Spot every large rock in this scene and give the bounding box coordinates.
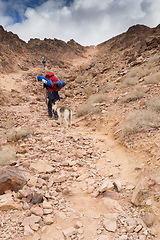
[103,213,117,232]
[143,212,154,227]
[0,198,22,210]
[0,166,26,195]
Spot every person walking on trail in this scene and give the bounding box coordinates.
[37,72,65,119]
[42,57,46,70]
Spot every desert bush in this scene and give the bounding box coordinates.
[57,72,68,79]
[137,68,151,78]
[125,67,151,81]
[121,77,138,87]
[94,62,103,69]
[121,87,145,103]
[123,109,159,134]
[84,86,95,97]
[106,82,116,90]
[144,72,160,84]
[147,97,160,113]
[88,93,107,104]
[148,54,160,63]
[7,126,33,142]
[76,103,90,117]
[126,68,139,78]
[77,93,107,117]
[0,145,16,166]
[76,102,98,117]
[77,75,86,83]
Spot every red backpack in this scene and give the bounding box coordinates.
[45,72,59,92]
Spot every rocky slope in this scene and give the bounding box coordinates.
[0,23,160,240]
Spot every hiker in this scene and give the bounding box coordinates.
[42,57,46,70]
[37,72,65,119]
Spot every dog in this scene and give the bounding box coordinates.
[53,104,72,128]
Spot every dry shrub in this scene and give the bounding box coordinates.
[0,145,16,166]
[76,102,99,117]
[57,72,68,79]
[77,75,86,83]
[123,109,159,134]
[80,64,88,73]
[94,62,103,69]
[84,86,95,97]
[106,82,116,90]
[147,97,160,113]
[126,68,139,78]
[124,67,151,82]
[7,126,33,142]
[121,87,145,103]
[137,68,151,78]
[148,54,160,63]
[76,93,106,117]
[88,93,107,104]
[121,77,138,88]
[144,72,160,84]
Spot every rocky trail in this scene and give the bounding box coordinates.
[0,63,159,240]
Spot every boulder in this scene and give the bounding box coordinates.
[0,166,26,195]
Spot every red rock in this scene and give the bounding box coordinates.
[22,214,41,226]
[0,198,22,210]
[0,166,26,195]
[24,225,34,236]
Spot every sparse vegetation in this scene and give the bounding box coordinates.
[144,72,160,84]
[148,54,160,63]
[94,62,103,69]
[7,126,33,142]
[121,66,152,88]
[123,109,159,134]
[105,82,116,90]
[121,77,138,87]
[84,86,95,97]
[76,93,106,117]
[57,71,68,79]
[0,145,16,166]
[147,97,160,113]
[88,93,107,104]
[137,67,151,78]
[126,68,139,78]
[76,102,99,117]
[76,75,86,83]
[120,87,145,103]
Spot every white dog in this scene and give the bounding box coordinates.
[53,104,72,128]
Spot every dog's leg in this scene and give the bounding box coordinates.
[64,113,68,128]
[69,111,72,127]
[59,114,62,126]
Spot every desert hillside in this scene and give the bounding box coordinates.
[0,24,160,240]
